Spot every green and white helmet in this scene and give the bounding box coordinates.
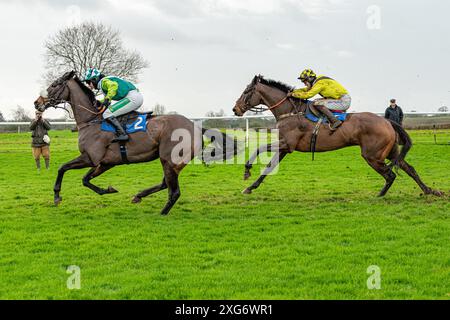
[84,68,102,81]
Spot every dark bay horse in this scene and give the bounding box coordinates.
[34,71,237,215]
[233,75,443,197]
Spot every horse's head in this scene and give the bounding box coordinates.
[34,70,76,112]
[233,75,265,116]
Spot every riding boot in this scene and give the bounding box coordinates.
[315,105,342,131]
[107,116,129,142]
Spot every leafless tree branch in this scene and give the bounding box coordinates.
[43,22,148,84]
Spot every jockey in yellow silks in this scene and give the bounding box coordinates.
[288,69,351,130]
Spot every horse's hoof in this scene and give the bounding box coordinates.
[244,172,251,180]
[132,196,142,204]
[107,186,119,193]
[54,197,62,206]
[424,189,444,197]
[242,188,252,195]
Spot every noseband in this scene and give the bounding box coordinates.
[46,81,68,108]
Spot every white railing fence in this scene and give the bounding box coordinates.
[1,113,449,146]
[1,112,449,142]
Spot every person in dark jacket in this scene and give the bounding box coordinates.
[30,110,51,171]
[385,99,404,126]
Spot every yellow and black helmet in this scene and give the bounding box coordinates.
[298,69,316,81]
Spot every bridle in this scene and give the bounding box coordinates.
[41,77,106,123]
[240,80,304,119]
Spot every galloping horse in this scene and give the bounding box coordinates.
[34,71,237,215]
[233,75,443,197]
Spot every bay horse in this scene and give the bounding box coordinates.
[233,75,443,197]
[34,71,237,215]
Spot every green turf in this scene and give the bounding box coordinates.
[0,130,449,300]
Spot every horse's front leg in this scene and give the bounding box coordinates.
[82,164,117,195]
[54,153,92,205]
[243,151,288,194]
[244,141,279,180]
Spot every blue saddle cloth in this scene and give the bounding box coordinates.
[306,112,348,123]
[305,100,348,123]
[101,114,148,134]
[305,107,348,124]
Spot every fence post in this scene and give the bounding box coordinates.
[246,118,249,148]
[433,124,437,145]
[18,125,21,134]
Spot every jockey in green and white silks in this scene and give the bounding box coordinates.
[84,68,144,142]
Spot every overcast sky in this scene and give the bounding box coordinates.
[1,0,450,119]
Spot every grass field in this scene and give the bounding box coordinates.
[0,130,449,300]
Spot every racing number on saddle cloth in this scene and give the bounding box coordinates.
[100,115,148,134]
[133,116,145,131]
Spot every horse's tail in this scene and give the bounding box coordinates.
[201,128,239,163]
[389,120,412,168]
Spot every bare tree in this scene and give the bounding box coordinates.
[438,106,448,112]
[153,104,167,115]
[0,111,5,122]
[44,22,148,83]
[12,106,32,122]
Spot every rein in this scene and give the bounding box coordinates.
[76,104,106,130]
[268,97,289,110]
[256,94,304,121]
[250,96,292,113]
[77,103,106,116]
[245,81,302,116]
[76,105,104,131]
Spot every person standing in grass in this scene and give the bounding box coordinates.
[30,110,51,172]
[385,98,404,126]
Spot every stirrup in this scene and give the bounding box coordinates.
[329,120,342,131]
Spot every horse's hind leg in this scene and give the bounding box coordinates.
[398,159,443,196]
[132,178,168,204]
[388,145,443,196]
[82,164,117,195]
[160,162,181,216]
[364,157,397,197]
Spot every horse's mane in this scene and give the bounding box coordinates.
[73,75,97,105]
[257,76,294,93]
